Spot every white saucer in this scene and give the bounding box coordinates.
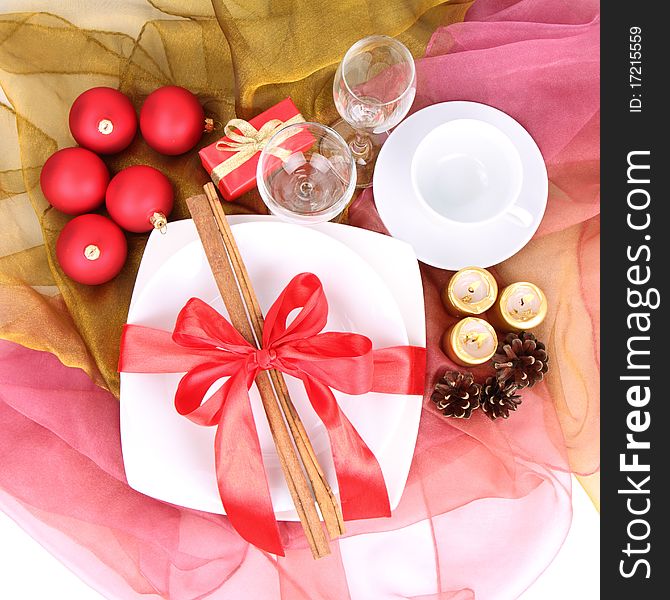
[374,102,548,269]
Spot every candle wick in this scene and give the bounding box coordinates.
[460,280,482,304]
[463,332,487,349]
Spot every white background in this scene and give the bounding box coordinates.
[0,476,599,599]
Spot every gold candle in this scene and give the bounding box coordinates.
[488,282,548,332]
[441,317,498,367]
[441,267,498,318]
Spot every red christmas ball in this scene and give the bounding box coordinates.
[40,147,109,215]
[139,86,204,155]
[69,87,137,154]
[56,214,127,285]
[106,165,174,233]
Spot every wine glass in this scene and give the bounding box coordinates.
[256,121,356,223]
[332,35,416,188]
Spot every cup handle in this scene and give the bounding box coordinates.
[505,205,534,228]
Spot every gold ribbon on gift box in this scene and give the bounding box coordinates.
[211,113,305,185]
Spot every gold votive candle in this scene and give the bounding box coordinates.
[488,281,548,332]
[441,267,498,318]
[441,317,498,367]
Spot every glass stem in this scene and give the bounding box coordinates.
[350,131,372,165]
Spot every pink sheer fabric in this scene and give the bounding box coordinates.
[420,0,601,476]
[352,0,600,476]
[0,1,598,598]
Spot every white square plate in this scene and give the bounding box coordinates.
[120,217,425,520]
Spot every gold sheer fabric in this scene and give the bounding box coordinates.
[0,0,473,394]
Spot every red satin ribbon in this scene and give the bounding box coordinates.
[119,273,425,555]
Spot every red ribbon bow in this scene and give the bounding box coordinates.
[120,273,425,555]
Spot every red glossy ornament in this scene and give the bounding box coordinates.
[140,86,205,155]
[69,87,137,154]
[56,214,127,285]
[40,147,109,215]
[106,165,174,233]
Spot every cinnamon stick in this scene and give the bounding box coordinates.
[204,183,345,538]
[186,194,330,559]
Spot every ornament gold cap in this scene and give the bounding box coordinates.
[442,317,498,367]
[442,267,498,317]
[489,282,547,332]
[84,244,100,260]
[97,119,114,135]
[149,212,168,234]
[204,118,223,133]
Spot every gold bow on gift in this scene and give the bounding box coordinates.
[211,114,305,185]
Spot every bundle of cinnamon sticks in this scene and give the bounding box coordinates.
[185,183,344,558]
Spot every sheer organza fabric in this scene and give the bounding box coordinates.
[0,0,599,598]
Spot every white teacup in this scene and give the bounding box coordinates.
[411,118,532,226]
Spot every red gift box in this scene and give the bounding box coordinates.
[199,98,310,201]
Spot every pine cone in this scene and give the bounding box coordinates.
[431,371,481,419]
[480,377,522,420]
[492,331,549,388]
